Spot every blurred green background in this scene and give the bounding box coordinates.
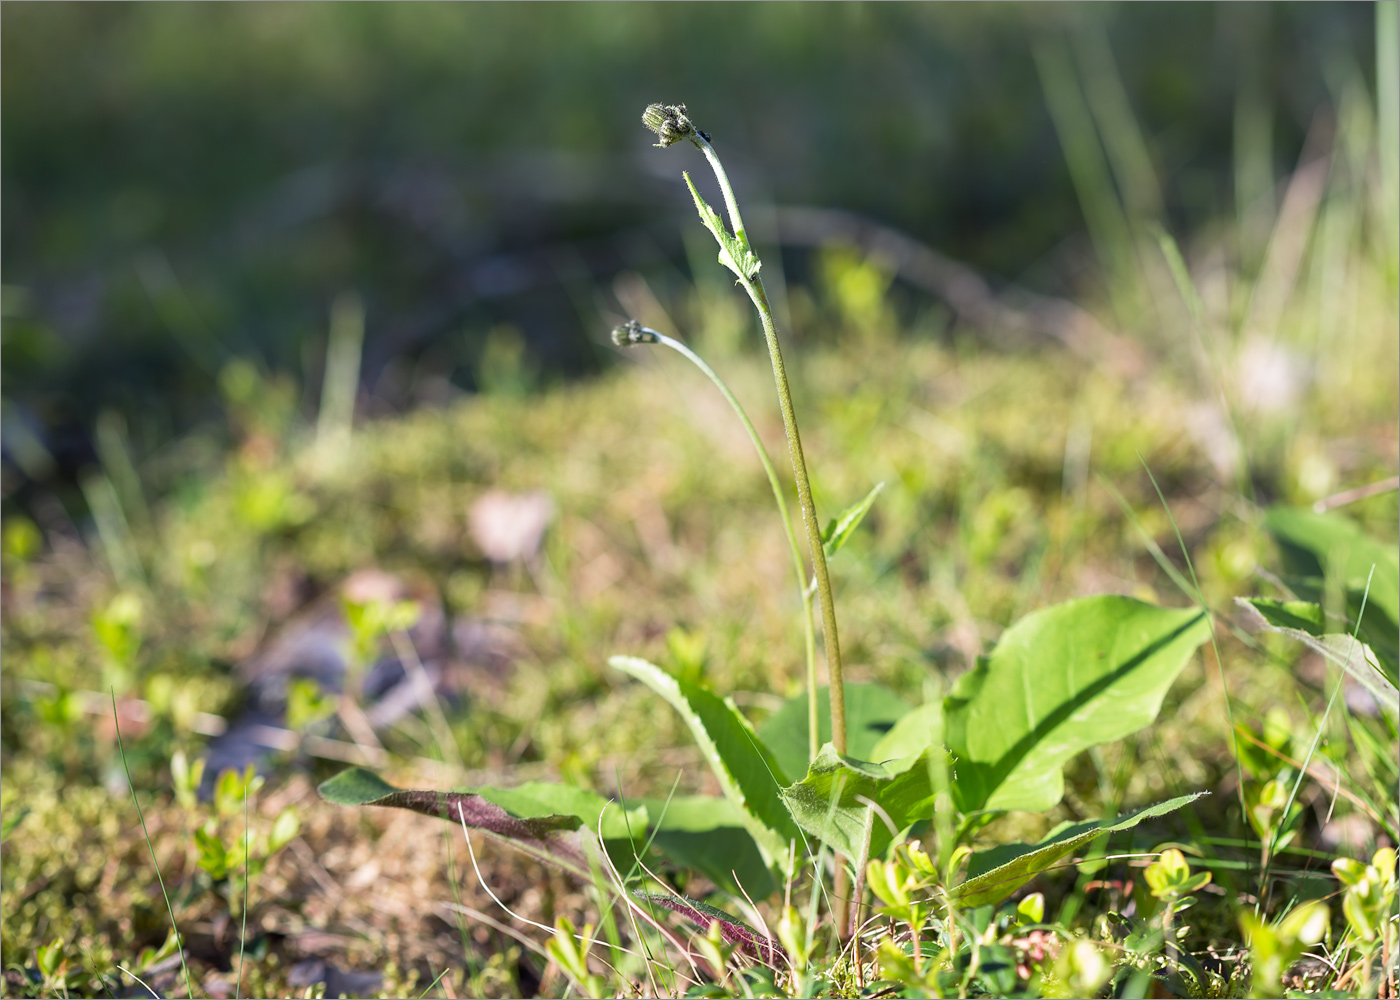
[0,2,1378,512]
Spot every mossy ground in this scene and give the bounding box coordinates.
[2,253,1397,996]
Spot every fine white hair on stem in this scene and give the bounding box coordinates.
[115,966,160,999]
[455,807,647,962]
[593,805,702,987]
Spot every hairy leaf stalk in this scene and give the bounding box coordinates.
[738,270,847,754]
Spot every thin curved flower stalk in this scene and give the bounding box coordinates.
[641,103,847,758]
[613,320,821,759]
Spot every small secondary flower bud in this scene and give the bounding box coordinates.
[611,319,661,347]
[642,103,706,148]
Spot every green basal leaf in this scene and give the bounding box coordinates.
[319,769,777,897]
[610,655,800,874]
[953,793,1207,907]
[758,682,911,782]
[869,702,941,761]
[1263,506,1400,673]
[318,766,399,804]
[1238,597,1333,635]
[684,172,760,281]
[1264,507,1399,622]
[780,744,949,860]
[642,795,776,899]
[820,482,885,560]
[476,782,649,845]
[317,768,644,880]
[945,596,1210,813]
[1238,597,1397,717]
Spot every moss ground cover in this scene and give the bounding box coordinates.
[4,290,1395,994]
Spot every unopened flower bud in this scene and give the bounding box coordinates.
[642,103,707,148]
[611,319,660,347]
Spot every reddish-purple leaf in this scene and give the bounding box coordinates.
[634,892,779,966]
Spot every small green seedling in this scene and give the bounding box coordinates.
[286,676,338,731]
[170,749,205,812]
[1331,847,1397,997]
[546,915,607,1000]
[184,763,300,915]
[693,919,736,991]
[1144,848,1212,904]
[343,595,421,674]
[1333,846,1397,944]
[1044,938,1111,1000]
[92,591,144,693]
[35,937,68,992]
[1245,777,1305,856]
[775,904,817,989]
[868,843,938,973]
[1238,900,1329,999]
[1140,848,1212,989]
[1015,892,1046,927]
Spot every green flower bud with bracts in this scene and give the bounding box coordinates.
[611,319,660,347]
[641,103,709,148]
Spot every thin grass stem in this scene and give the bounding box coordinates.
[417,967,449,1000]
[111,691,195,999]
[1130,463,1251,841]
[236,788,248,1000]
[1261,567,1375,909]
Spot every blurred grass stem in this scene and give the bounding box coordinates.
[317,291,365,453]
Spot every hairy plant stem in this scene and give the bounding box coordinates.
[642,330,821,759]
[691,133,848,759]
[686,127,852,939]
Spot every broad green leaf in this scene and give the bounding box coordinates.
[1238,597,1397,717]
[642,795,776,899]
[318,768,644,880]
[1264,507,1399,673]
[1264,507,1399,622]
[476,783,649,844]
[870,702,941,761]
[320,770,778,897]
[780,744,949,860]
[1236,597,1332,635]
[820,482,885,560]
[610,656,799,872]
[952,793,1206,907]
[758,682,911,781]
[945,596,1210,813]
[683,172,760,281]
